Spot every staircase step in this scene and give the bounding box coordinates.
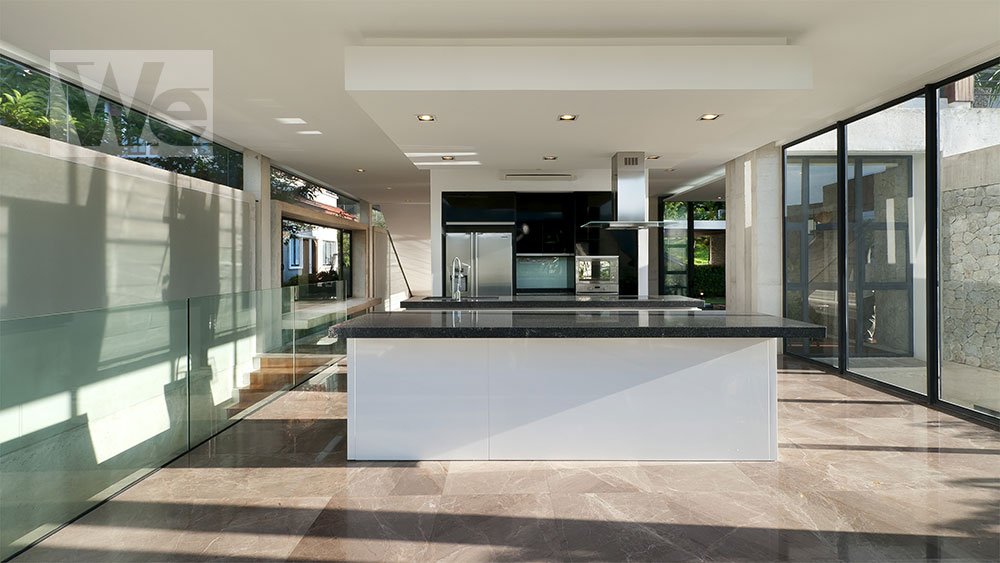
[258,354,340,369]
[249,370,295,388]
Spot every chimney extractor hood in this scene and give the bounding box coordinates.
[581,151,670,230]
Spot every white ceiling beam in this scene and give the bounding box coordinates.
[345,45,812,92]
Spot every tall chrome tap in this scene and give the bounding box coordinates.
[451,256,469,301]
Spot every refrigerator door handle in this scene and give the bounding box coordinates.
[471,233,478,295]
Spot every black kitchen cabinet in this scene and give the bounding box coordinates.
[514,193,575,254]
[442,192,515,224]
[574,191,616,256]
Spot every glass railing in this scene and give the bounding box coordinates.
[0,282,348,560]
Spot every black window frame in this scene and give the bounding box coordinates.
[781,57,1000,429]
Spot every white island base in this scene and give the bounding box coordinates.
[347,337,778,461]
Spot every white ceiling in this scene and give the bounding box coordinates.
[1,0,998,204]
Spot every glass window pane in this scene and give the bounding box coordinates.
[0,55,243,189]
[785,133,840,368]
[939,64,1000,416]
[845,98,927,394]
[661,201,689,295]
[271,168,359,222]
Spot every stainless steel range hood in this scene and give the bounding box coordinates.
[581,151,668,230]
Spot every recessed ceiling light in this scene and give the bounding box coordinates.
[297,130,322,135]
[356,168,365,173]
[386,186,393,190]
[416,114,436,122]
[543,156,558,161]
[698,113,721,121]
[558,114,577,121]
[665,168,676,172]
[441,156,455,161]
[647,155,660,160]
[717,196,723,200]
[276,117,306,125]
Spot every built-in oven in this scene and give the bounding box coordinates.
[575,255,619,294]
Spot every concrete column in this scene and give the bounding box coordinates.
[725,143,782,317]
[242,150,283,355]
[243,150,274,290]
[355,201,372,299]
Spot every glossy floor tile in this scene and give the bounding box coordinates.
[14,357,999,562]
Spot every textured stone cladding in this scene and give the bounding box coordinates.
[940,145,1000,370]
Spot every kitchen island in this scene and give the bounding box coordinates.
[400,294,704,310]
[329,310,824,461]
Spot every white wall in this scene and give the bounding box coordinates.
[430,167,612,295]
[380,203,432,296]
[0,126,256,319]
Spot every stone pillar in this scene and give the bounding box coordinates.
[725,143,782,318]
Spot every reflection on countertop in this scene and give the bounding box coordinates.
[401,294,705,310]
[330,310,825,339]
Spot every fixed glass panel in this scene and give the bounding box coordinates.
[0,285,344,558]
[785,131,840,367]
[188,288,300,442]
[661,201,689,295]
[845,96,927,394]
[939,64,1000,416]
[0,300,189,560]
[0,55,242,189]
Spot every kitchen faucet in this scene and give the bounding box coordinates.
[451,256,470,301]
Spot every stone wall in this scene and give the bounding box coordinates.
[940,145,1000,370]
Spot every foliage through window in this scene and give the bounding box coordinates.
[271,167,360,221]
[0,55,243,188]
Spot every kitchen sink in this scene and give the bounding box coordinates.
[424,296,501,301]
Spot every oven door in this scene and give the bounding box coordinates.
[575,256,619,284]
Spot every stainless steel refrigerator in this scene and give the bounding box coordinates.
[445,232,513,297]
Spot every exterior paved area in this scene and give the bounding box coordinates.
[15,356,999,562]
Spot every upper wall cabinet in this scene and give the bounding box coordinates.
[515,193,576,254]
[442,192,515,224]
[574,191,616,256]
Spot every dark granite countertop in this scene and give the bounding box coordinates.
[401,295,705,310]
[329,310,825,339]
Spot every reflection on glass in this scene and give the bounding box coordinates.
[939,64,1000,415]
[784,134,840,367]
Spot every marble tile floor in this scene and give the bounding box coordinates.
[14,356,999,562]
